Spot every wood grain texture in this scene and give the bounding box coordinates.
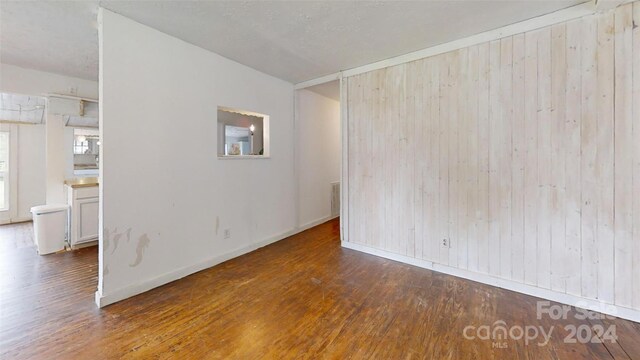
[345,4,640,313]
[536,26,552,291]
[550,22,567,293]
[523,29,539,287]
[565,17,583,297]
[596,9,616,306]
[2,220,640,359]
[581,14,599,301]
[488,39,501,277]
[632,0,640,311]
[340,75,349,243]
[467,44,480,274]
[614,3,634,308]
[511,33,526,285]
[477,42,491,276]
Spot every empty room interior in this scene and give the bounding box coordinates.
[2,0,640,358]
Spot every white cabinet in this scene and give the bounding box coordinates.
[66,184,98,247]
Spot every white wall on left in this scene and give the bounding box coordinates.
[0,63,98,216]
[98,9,296,306]
[16,124,46,220]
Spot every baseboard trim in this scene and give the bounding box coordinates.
[341,241,640,323]
[298,214,338,232]
[0,217,33,225]
[96,219,339,308]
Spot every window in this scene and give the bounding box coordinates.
[217,106,269,158]
[73,138,89,154]
[0,131,9,211]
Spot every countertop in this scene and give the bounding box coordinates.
[64,177,99,188]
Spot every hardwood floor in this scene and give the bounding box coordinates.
[0,221,35,251]
[1,219,639,359]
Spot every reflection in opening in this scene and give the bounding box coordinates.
[217,107,267,157]
[73,128,99,172]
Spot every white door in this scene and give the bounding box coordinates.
[0,124,18,224]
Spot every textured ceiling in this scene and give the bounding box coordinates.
[0,1,100,81]
[1,0,586,84]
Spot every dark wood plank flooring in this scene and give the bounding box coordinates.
[1,219,639,359]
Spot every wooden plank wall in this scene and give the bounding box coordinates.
[345,3,640,310]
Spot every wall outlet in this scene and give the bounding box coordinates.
[224,229,231,239]
[442,238,448,247]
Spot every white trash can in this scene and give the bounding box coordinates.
[30,204,69,255]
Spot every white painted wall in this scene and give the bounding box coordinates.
[16,124,46,220]
[45,114,67,204]
[296,89,340,228]
[0,63,98,208]
[0,63,98,99]
[98,9,296,306]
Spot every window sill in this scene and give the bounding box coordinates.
[218,155,270,160]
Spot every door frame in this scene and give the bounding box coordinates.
[0,124,19,224]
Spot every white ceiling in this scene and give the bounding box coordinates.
[0,1,100,81]
[1,0,586,84]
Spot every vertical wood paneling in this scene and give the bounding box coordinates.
[340,75,349,243]
[596,10,615,304]
[353,73,363,246]
[550,23,567,293]
[411,60,424,260]
[448,51,460,268]
[467,45,480,273]
[580,15,598,300]
[499,37,513,279]
[614,3,633,308]
[360,72,372,249]
[523,30,539,286]
[383,68,395,253]
[355,75,366,248]
[511,34,526,284]
[488,40,501,276]
[403,65,416,257]
[390,65,409,255]
[632,2,640,309]
[536,27,552,290]
[345,4,640,313]
[400,64,414,257]
[387,68,398,253]
[425,58,441,263]
[565,19,583,296]
[477,43,491,274]
[438,53,450,265]
[347,76,360,246]
[458,48,469,270]
[369,70,383,250]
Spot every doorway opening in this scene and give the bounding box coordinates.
[294,80,342,231]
